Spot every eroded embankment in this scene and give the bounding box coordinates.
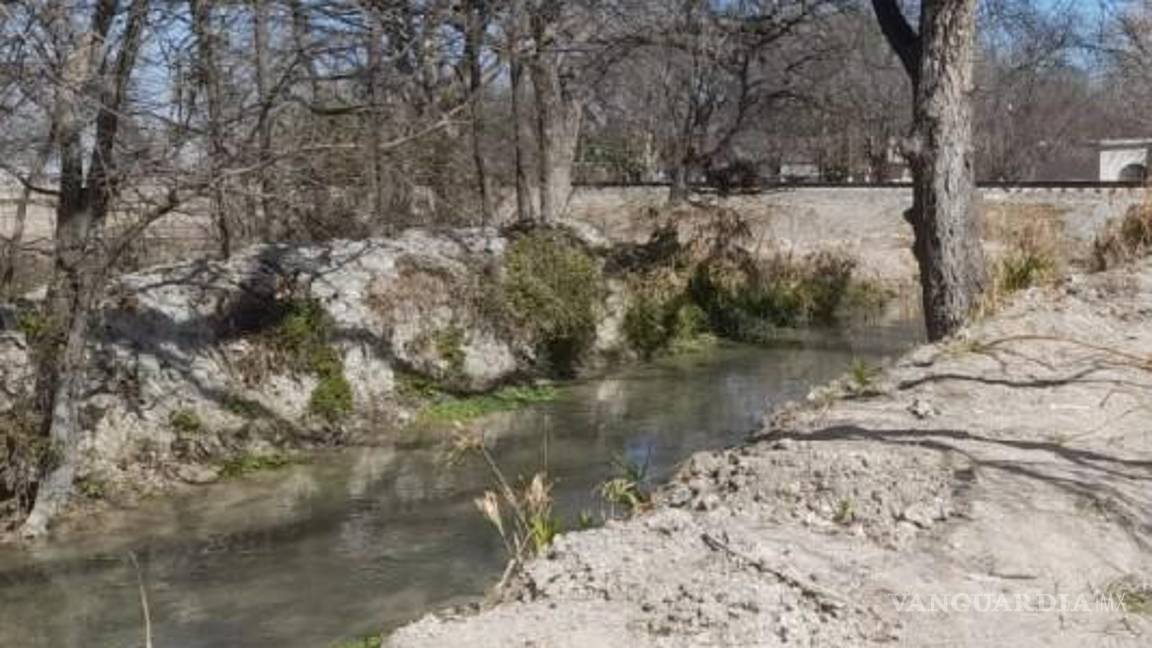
[1,216,888,536]
[390,260,1152,647]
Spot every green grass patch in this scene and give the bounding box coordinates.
[418,385,558,424]
[218,452,301,479]
[310,373,354,422]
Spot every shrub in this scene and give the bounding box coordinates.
[1093,203,1152,270]
[623,270,712,359]
[689,249,859,339]
[996,248,1054,294]
[0,410,51,515]
[503,231,603,375]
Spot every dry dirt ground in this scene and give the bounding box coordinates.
[389,259,1152,647]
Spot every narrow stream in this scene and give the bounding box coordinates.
[0,318,922,648]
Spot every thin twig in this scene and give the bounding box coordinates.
[128,551,153,648]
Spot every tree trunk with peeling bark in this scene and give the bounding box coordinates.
[871,0,986,341]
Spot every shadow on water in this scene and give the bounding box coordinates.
[0,316,923,648]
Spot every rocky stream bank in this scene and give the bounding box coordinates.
[390,259,1152,647]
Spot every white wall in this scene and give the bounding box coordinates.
[1099,147,1149,181]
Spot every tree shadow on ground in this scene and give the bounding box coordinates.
[756,424,1152,551]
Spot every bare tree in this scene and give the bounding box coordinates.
[23,0,154,536]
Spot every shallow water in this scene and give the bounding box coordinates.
[0,318,922,648]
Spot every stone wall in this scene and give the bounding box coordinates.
[562,185,1148,284]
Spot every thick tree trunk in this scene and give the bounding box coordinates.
[464,0,494,227]
[529,14,582,223]
[508,1,534,223]
[872,0,985,341]
[908,0,985,340]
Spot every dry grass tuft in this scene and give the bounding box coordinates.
[1093,202,1152,271]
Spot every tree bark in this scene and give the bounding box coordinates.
[529,4,582,223]
[1,136,52,299]
[190,0,231,258]
[366,14,388,233]
[23,0,150,537]
[288,0,331,234]
[871,0,986,341]
[253,0,276,239]
[508,0,534,223]
[464,0,494,227]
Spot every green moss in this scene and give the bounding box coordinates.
[503,231,604,375]
[264,298,355,422]
[168,409,203,434]
[218,452,299,478]
[418,384,558,424]
[310,373,354,422]
[434,326,467,378]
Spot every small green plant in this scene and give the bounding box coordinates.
[833,497,856,525]
[218,452,298,478]
[450,430,560,584]
[597,453,651,517]
[310,373,354,422]
[417,384,558,424]
[434,326,467,379]
[996,249,1053,294]
[16,308,49,341]
[503,231,604,375]
[577,510,597,529]
[168,409,203,434]
[849,359,881,392]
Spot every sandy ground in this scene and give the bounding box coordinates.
[389,259,1152,647]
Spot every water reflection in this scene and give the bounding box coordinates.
[0,319,921,648]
